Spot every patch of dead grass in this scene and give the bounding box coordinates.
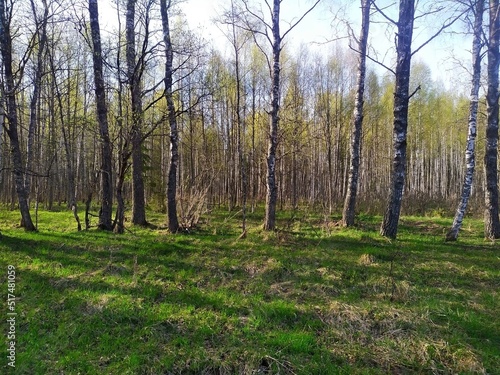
[316,302,488,373]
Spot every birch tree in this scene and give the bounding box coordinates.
[379,0,416,239]
[238,0,321,231]
[342,0,371,227]
[379,0,464,238]
[264,0,281,231]
[446,0,485,241]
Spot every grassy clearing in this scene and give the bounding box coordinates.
[0,208,499,374]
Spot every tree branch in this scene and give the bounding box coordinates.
[349,43,396,75]
[408,84,421,100]
[282,0,322,40]
[371,0,398,25]
[242,0,272,30]
[412,8,467,56]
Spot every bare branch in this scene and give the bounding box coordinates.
[414,5,445,21]
[349,42,396,74]
[232,2,273,47]
[412,8,467,56]
[282,0,322,40]
[252,33,272,75]
[371,0,398,25]
[408,84,421,100]
[263,0,273,19]
[312,35,351,46]
[242,0,272,30]
[346,21,359,46]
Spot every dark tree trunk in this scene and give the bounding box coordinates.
[114,7,129,234]
[0,0,36,231]
[160,0,180,233]
[380,0,415,239]
[446,0,484,241]
[131,132,146,225]
[264,0,281,231]
[85,192,92,230]
[251,79,257,212]
[342,0,371,227]
[127,0,147,226]
[114,149,130,234]
[89,0,113,231]
[484,0,500,239]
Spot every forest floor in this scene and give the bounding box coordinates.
[0,207,499,374]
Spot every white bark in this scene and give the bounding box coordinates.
[447,0,484,241]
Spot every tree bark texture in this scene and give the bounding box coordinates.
[0,0,36,231]
[484,0,500,239]
[127,0,147,226]
[89,0,113,231]
[342,0,371,227]
[446,0,484,241]
[113,1,128,234]
[114,149,130,234]
[380,0,415,239]
[161,0,180,233]
[264,0,281,231]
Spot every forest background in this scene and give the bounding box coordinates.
[0,0,495,234]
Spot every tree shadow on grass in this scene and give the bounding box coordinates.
[12,261,348,374]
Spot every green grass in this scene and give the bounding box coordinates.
[0,208,499,374]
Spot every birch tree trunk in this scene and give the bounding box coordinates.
[446,0,484,241]
[89,0,113,231]
[484,0,500,239]
[342,0,371,227]
[239,0,319,229]
[380,0,415,239]
[264,0,281,231]
[0,0,36,231]
[160,0,180,233]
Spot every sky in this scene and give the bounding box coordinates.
[99,0,471,91]
[178,0,470,89]
[179,0,334,49]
